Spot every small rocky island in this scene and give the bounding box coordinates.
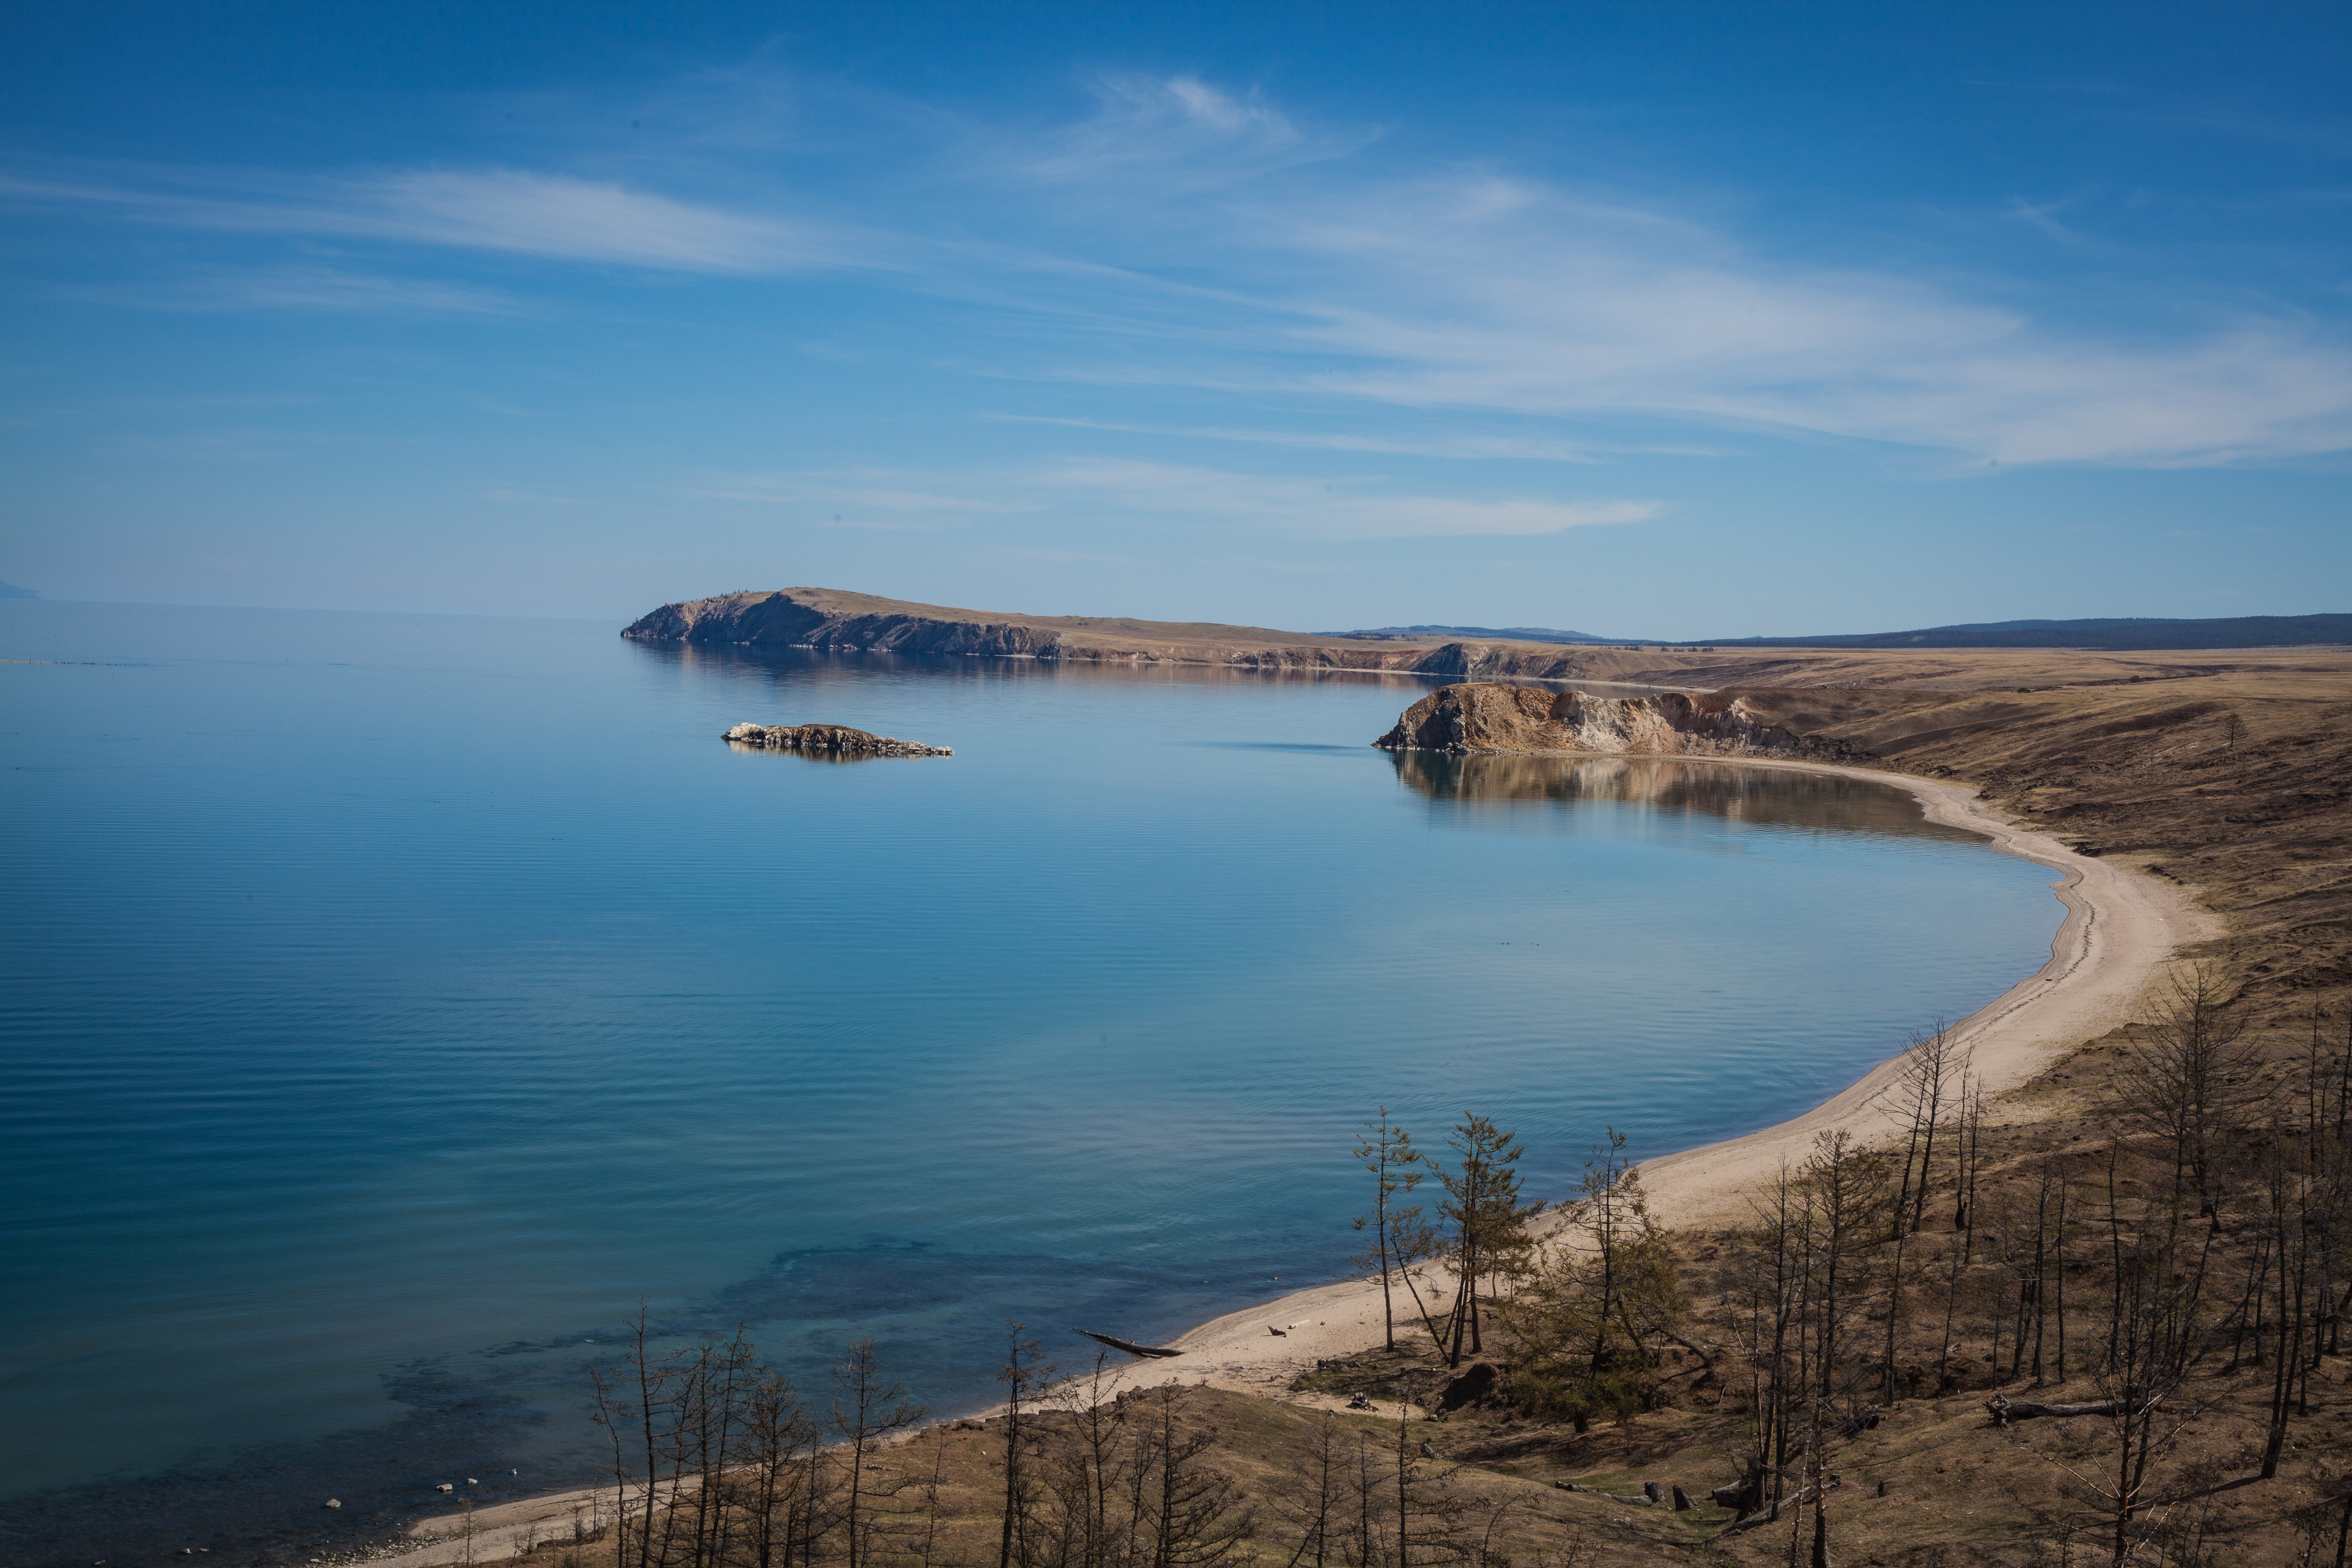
[723,722,953,758]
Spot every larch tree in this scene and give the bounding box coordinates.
[1352,1108,1431,1353]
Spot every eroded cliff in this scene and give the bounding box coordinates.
[1372,681,1872,760]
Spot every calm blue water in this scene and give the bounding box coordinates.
[0,601,2059,1560]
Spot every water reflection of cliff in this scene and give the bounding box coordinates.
[627,639,1679,698]
[1387,751,1978,841]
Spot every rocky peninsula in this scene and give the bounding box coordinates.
[1373,680,1857,758]
[722,722,952,757]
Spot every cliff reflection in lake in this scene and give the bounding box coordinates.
[1388,750,1983,841]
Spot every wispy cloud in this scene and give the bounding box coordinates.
[60,263,525,315]
[1139,168,2352,466]
[10,72,2351,469]
[0,163,867,273]
[981,413,1607,462]
[1034,458,1657,538]
[2006,195,2087,245]
[1018,74,1370,188]
[692,467,1034,529]
[699,457,1654,539]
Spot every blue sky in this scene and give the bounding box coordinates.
[3,1,2347,635]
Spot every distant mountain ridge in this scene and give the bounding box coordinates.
[0,579,38,600]
[1321,623,1622,644]
[1709,614,2352,652]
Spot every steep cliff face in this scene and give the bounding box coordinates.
[627,591,1072,658]
[1372,681,1870,759]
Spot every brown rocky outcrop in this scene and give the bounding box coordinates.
[633,591,1073,660]
[722,722,952,757]
[1372,681,1865,759]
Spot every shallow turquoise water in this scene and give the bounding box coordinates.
[0,601,2059,1558]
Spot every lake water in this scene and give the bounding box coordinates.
[0,601,2060,1563]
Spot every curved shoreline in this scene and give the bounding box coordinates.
[1103,753,2217,1403]
[382,755,2213,1560]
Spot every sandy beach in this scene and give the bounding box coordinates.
[387,758,2212,1562]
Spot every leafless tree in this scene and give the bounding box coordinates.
[833,1336,926,1568]
[735,1367,818,1568]
[1273,1411,1347,1568]
[1039,1352,1137,1568]
[2112,965,2260,1221]
[1353,1110,1434,1353]
[1888,1020,1968,1239]
[1135,1386,1254,1568]
[2061,1232,2215,1564]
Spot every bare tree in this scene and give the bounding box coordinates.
[2112,965,2259,1222]
[1042,1351,1137,1568]
[996,1321,1056,1568]
[1887,1020,1966,1239]
[2068,1236,2213,1565]
[1382,1375,1462,1568]
[591,1307,680,1568]
[833,1336,926,1568]
[736,1366,818,1568]
[1800,1129,1892,1408]
[1136,1386,1254,1568]
[1876,1025,1963,1401]
[1353,1110,1434,1354]
[1273,1411,1347,1568]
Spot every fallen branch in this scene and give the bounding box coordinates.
[1985,1393,2155,1426]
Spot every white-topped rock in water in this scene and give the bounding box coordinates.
[722,722,952,757]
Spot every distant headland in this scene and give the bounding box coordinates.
[625,586,2351,667]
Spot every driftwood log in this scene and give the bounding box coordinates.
[1708,1477,1841,1542]
[1985,1393,2152,1426]
[1079,1330,1184,1359]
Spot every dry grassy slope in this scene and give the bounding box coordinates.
[1296,1338,2352,1567]
[779,588,1359,648]
[492,1387,1715,1568]
[1725,660,2352,1015]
